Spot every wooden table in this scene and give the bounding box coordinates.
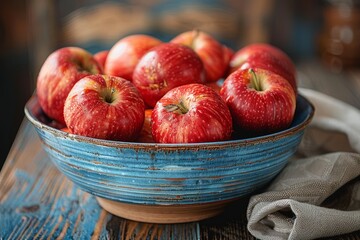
[1,60,360,239]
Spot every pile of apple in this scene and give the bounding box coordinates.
[36,30,297,144]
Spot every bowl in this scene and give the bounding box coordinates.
[24,94,314,223]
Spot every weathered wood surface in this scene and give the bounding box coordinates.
[0,121,252,239]
[1,61,360,239]
[297,61,360,109]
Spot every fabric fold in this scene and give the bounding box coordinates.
[246,88,360,240]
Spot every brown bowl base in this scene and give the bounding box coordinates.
[96,197,232,224]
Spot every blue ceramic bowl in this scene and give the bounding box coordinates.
[24,94,314,223]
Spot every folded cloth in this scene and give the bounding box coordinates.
[298,88,360,155]
[247,88,360,240]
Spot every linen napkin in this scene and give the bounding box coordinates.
[247,88,360,240]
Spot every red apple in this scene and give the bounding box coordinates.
[104,34,162,81]
[171,30,229,82]
[64,74,145,141]
[132,43,206,108]
[205,81,222,94]
[220,68,296,136]
[94,50,109,69]
[137,109,154,143]
[223,45,234,62]
[229,43,297,93]
[36,47,103,124]
[60,127,72,133]
[152,83,233,143]
[222,45,234,76]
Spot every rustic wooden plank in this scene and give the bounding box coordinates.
[1,59,360,239]
[199,198,256,240]
[298,61,360,109]
[0,121,201,239]
[0,121,358,240]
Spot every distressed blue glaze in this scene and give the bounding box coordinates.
[24,95,314,205]
[0,169,102,239]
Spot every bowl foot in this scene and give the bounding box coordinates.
[96,197,232,224]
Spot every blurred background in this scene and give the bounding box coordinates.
[1,0,360,169]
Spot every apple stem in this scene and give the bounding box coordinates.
[104,88,115,103]
[249,69,262,91]
[164,100,188,114]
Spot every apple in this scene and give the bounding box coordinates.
[132,43,206,108]
[220,68,296,136]
[64,74,145,141]
[229,43,297,93]
[60,127,72,133]
[104,34,162,81]
[222,45,234,75]
[223,45,234,62]
[137,109,154,143]
[152,83,233,143]
[171,30,230,82]
[205,81,222,94]
[36,47,103,124]
[94,50,109,69]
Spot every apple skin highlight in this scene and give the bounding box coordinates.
[64,74,145,141]
[36,47,103,125]
[220,68,296,136]
[152,83,233,143]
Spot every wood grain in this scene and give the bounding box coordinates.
[1,60,360,239]
[297,61,360,109]
[0,121,203,239]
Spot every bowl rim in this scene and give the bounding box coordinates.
[24,94,315,150]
